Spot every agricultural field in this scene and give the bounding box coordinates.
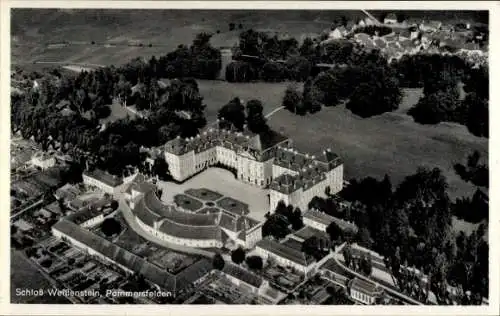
[11,9,357,66]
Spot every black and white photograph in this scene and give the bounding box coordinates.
[2,1,497,314]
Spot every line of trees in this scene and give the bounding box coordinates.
[282,51,402,118]
[262,201,303,240]
[397,55,488,138]
[454,150,489,188]
[311,167,488,305]
[217,97,271,134]
[11,71,207,176]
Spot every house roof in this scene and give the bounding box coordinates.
[256,238,315,267]
[303,209,335,226]
[52,219,177,292]
[270,147,341,195]
[349,277,383,296]
[175,259,212,290]
[83,169,123,187]
[164,127,289,158]
[55,183,79,201]
[293,225,330,241]
[320,258,352,277]
[385,13,397,20]
[281,238,304,251]
[222,263,263,288]
[158,218,221,240]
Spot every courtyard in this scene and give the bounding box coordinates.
[158,168,269,222]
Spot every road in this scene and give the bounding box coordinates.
[11,198,45,220]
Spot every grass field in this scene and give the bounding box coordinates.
[198,80,295,122]
[195,81,489,201]
[268,103,488,201]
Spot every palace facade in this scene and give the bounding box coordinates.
[126,180,262,249]
[164,126,343,212]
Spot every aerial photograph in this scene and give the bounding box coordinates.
[9,7,489,306]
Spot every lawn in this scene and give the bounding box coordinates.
[173,194,204,212]
[217,197,250,216]
[197,80,296,123]
[267,100,488,201]
[199,81,487,200]
[100,101,138,125]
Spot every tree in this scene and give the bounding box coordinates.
[357,226,373,248]
[218,97,246,130]
[262,213,291,240]
[409,88,464,124]
[326,221,344,243]
[464,93,488,138]
[110,199,119,211]
[225,61,256,82]
[246,99,269,133]
[261,62,287,82]
[302,79,322,114]
[213,253,225,270]
[151,157,170,180]
[342,243,353,267]
[360,253,373,276]
[454,150,489,188]
[101,218,122,237]
[302,236,329,261]
[346,71,401,118]
[282,84,302,114]
[286,56,312,81]
[245,255,263,270]
[231,247,246,264]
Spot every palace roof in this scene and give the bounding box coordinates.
[222,263,263,289]
[256,238,315,267]
[83,168,123,187]
[164,127,289,159]
[349,277,383,296]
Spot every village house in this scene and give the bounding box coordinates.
[384,13,398,25]
[348,277,384,305]
[82,168,124,195]
[31,151,56,170]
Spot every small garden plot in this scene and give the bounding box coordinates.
[217,197,249,216]
[185,188,223,201]
[148,250,199,274]
[173,194,204,212]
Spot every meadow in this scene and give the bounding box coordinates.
[198,80,488,202]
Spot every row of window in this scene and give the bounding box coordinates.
[352,290,373,304]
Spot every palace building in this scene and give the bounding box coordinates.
[163,126,343,212]
[126,180,263,249]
